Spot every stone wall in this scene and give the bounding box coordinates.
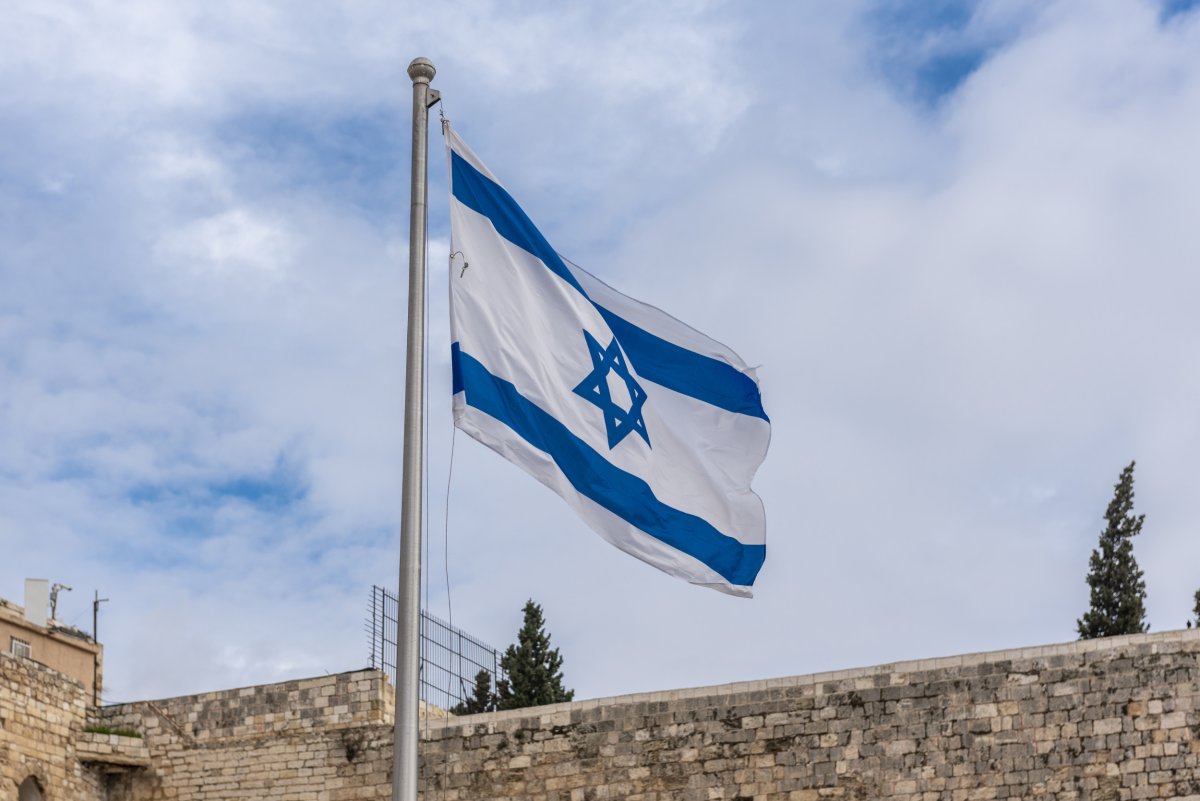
[7,629,1199,800]
[423,629,1200,801]
[98,669,400,800]
[0,651,105,800]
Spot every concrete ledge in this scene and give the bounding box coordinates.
[76,731,151,770]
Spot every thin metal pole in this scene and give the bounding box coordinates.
[393,55,435,801]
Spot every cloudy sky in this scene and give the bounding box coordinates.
[4,0,1200,706]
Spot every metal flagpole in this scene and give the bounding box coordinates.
[393,55,437,801]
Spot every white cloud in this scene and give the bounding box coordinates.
[159,208,292,280]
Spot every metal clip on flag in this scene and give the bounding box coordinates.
[445,124,770,596]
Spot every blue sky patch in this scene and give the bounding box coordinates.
[127,453,308,515]
[214,106,406,221]
[1161,0,1200,20]
[208,461,307,510]
[863,0,995,106]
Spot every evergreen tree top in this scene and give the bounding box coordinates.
[496,599,574,711]
[1077,461,1148,640]
[451,668,496,715]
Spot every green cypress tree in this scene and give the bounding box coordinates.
[1192,588,1200,628]
[495,599,574,710]
[451,669,496,715]
[1077,461,1149,639]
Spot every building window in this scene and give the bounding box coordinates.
[11,637,32,659]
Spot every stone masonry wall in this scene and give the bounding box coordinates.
[422,629,1200,801]
[0,651,105,800]
[55,629,1200,800]
[98,670,400,801]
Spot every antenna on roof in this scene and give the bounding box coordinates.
[50,583,72,622]
[93,590,109,707]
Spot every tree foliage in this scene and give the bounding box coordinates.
[1077,461,1149,639]
[496,599,574,711]
[451,669,496,715]
[1193,588,1200,629]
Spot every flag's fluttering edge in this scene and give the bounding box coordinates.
[446,125,770,596]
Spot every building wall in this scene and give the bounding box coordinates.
[97,670,407,801]
[422,629,1200,801]
[5,628,1198,799]
[0,651,105,801]
[0,598,103,700]
[88,629,1200,801]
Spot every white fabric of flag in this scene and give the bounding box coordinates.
[446,124,770,596]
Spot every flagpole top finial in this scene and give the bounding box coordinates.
[408,57,436,84]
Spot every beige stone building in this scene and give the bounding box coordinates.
[0,587,102,701]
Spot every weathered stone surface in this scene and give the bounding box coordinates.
[4,628,1199,799]
[0,652,106,799]
[97,669,400,801]
[76,731,152,769]
[418,630,1200,801]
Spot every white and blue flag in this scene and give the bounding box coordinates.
[446,125,770,596]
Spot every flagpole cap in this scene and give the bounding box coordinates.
[407,57,436,85]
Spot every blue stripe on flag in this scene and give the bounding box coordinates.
[451,342,765,588]
[596,307,769,422]
[450,151,586,296]
[450,149,768,422]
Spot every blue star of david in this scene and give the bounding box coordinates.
[572,330,651,449]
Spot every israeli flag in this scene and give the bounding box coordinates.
[446,125,769,596]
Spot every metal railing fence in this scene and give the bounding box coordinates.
[366,585,506,711]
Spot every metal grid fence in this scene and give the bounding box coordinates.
[366,585,506,711]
